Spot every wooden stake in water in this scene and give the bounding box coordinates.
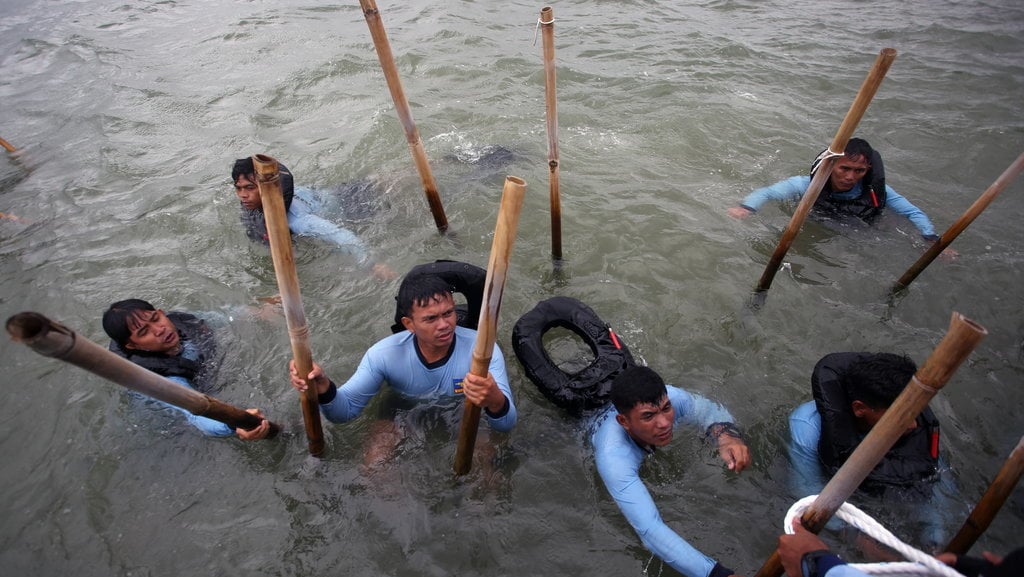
[358,0,448,232]
[752,311,987,577]
[945,435,1024,555]
[893,151,1024,292]
[6,312,280,436]
[253,154,325,457]
[756,48,897,293]
[453,176,527,475]
[540,6,562,261]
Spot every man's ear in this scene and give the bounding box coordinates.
[615,413,629,430]
[401,316,414,332]
[850,400,870,418]
[123,341,138,350]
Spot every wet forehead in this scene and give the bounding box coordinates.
[409,292,455,316]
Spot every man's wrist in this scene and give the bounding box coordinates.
[484,396,510,419]
[800,550,844,577]
[317,380,338,404]
[707,422,745,442]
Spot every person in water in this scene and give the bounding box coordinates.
[590,365,750,577]
[728,138,955,255]
[289,273,516,462]
[788,352,941,500]
[232,157,394,277]
[102,298,270,440]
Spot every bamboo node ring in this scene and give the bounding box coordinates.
[910,375,939,395]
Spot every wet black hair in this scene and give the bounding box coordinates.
[845,353,917,409]
[102,298,156,348]
[231,157,295,211]
[843,137,875,164]
[610,365,668,414]
[396,274,454,320]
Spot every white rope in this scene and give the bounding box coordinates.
[532,16,555,46]
[785,496,965,577]
[810,147,846,176]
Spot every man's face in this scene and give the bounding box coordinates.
[853,402,919,436]
[401,292,457,353]
[829,154,871,192]
[124,309,180,354]
[616,394,675,448]
[234,174,262,210]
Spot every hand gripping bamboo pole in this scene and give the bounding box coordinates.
[6,312,280,436]
[944,435,1024,555]
[756,48,897,293]
[540,6,562,261]
[453,176,527,475]
[753,312,987,577]
[893,151,1024,292]
[358,0,448,232]
[253,154,325,457]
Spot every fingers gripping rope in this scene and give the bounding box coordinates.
[785,496,965,577]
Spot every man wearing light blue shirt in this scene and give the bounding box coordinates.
[729,138,954,256]
[590,366,750,577]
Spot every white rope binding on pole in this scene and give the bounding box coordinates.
[785,496,965,577]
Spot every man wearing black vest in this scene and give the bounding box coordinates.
[103,298,270,440]
[788,352,941,499]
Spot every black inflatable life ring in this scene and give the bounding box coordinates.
[390,260,487,333]
[512,296,636,416]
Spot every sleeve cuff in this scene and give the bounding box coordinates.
[484,396,510,419]
[739,204,757,213]
[318,380,338,404]
[922,234,940,242]
[709,562,734,577]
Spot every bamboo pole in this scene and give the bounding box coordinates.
[753,311,987,577]
[756,48,897,293]
[453,176,527,475]
[0,136,16,153]
[358,0,448,232]
[540,6,562,261]
[893,152,1024,292]
[944,435,1024,555]
[6,312,280,436]
[252,154,325,457]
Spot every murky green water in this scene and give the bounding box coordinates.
[2,1,1022,575]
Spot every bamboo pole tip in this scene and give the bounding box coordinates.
[881,47,897,57]
[950,312,988,337]
[541,6,553,16]
[505,175,527,187]
[6,312,49,341]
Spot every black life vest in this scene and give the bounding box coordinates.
[240,163,296,244]
[390,260,487,333]
[108,312,217,389]
[512,297,636,416]
[811,149,887,220]
[812,352,940,495]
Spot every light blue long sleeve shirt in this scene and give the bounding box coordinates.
[320,326,517,432]
[589,386,735,577]
[287,186,369,262]
[739,175,937,238]
[149,339,234,437]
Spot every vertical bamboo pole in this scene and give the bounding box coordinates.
[893,152,1024,292]
[753,312,987,577]
[359,0,448,232]
[253,154,325,457]
[945,435,1024,555]
[6,312,280,436]
[756,48,897,293]
[540,7,562,261]
[453,176,527,475]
